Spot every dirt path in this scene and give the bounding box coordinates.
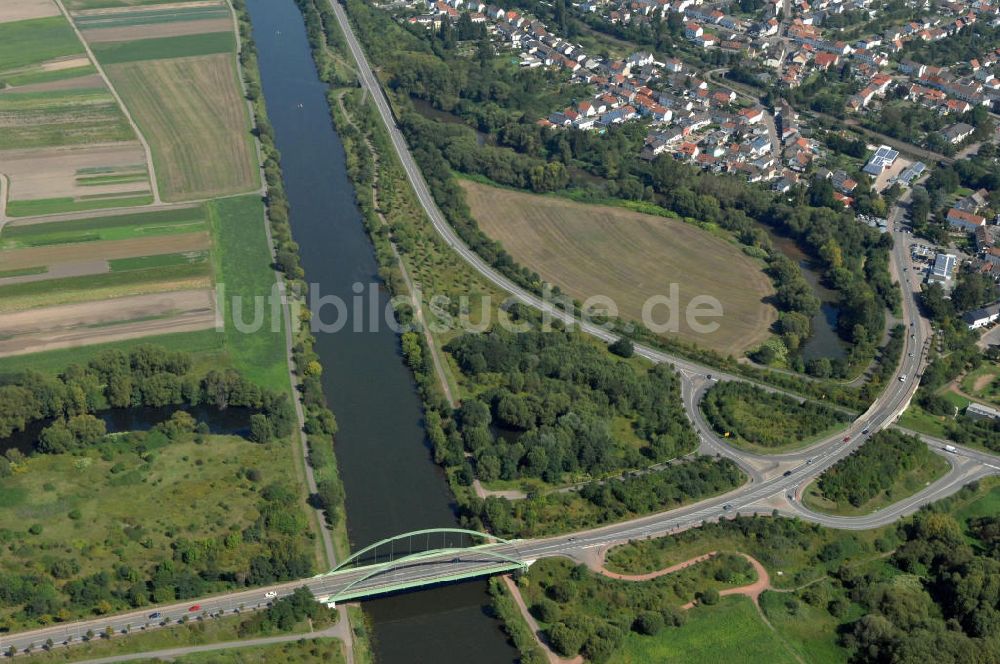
[596,552,718,582]
[501,576,583,664]
[52,0,161,204]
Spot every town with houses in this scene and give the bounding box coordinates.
[390,0,1000,335]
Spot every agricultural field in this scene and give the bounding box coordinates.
[103,53,257,200]
[73,1,233,43]
[71,0,257,201]
[460,179,776,356]
[0,0,61,25]
[0,206,218,356]
[0,12,152,215]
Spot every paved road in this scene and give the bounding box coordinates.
[70,625,346,664]
[5,4,998,658]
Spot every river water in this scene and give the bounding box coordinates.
[243,1,518,662]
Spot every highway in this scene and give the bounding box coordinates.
[3,3,999,658]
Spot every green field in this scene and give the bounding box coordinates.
[0,266,47,279]
[1,65,97,88]
[0,17,83,75]
[209,195,288,393]
[0,88,134,149]
[961,364,1000,406]
[2,206,207,248]
[91,32,235,64]
[617,597,798,664]
[109,250,208,271]
[5,195,153,218]
[66,0,206,8]
[759,589,854,664]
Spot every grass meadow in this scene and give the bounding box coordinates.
[617,596,798,664]
[209,195,288,394]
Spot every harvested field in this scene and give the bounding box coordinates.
[460,180,777,356]
[0,259,108,286]
[81,17,231,42]
[0,142,149,204]
[1,230,209,269]
[105,54,256,200]
[0,288,216,357]
[0,0,60,24]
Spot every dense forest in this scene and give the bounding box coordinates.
[443,328,698,483]
[700,380,850,448]
[815,430,938,507]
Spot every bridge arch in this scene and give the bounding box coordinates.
[318,528,515,578]
[327,546,527,601]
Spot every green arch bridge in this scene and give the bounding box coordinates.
[309,529,532,605]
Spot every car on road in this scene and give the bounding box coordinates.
[188,605,201,612]
[944,445,957,453]
[862,428,870,435]
[783,470,792,477]
[843,436,851,442]
[265,591,278,599]
[723,504,733,511]
[899,375,907,382]
[148,612,162,620]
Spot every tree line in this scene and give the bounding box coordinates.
[0,345,294,449]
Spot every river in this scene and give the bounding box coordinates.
[243,1,518,662]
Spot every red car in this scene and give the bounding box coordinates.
[188,604,201,612]
[843,436,851,443]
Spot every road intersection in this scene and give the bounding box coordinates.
[3,3,998,658]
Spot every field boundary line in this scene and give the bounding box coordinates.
[53,0,162,205]
[0,173,9,227]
